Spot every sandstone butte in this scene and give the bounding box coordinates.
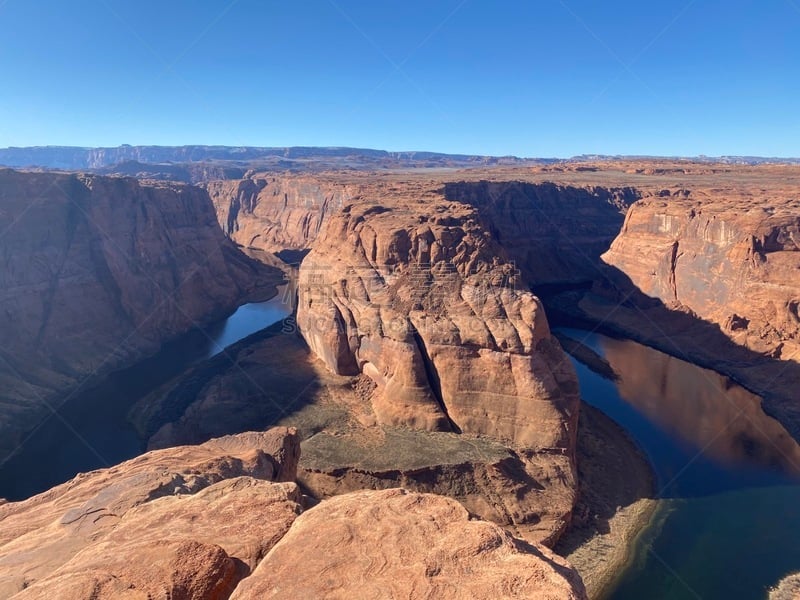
[0,169,283,464]
[206,161,800,441]
[0,427,587,600]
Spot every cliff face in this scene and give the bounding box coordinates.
[0,428,587,600]
[0,169,280,463]
[443,181,639,285]
[296,200,580,451]
[294,197,581,543]
[207,175,638,287]
[206,176,353,252]
[602,194,800,362]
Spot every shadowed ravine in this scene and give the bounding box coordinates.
[0,290,292,501]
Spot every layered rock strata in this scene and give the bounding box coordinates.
[602,194,800,362]
[295,198,581,543]
[0,428,301,598]
[442,181,638,285]
[231,488,587,600]
[0,169,281,463]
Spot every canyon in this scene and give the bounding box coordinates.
[0,169,282,465]
[0,156,798,598]
[208,164,800,439]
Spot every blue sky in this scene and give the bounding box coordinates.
[0,0,798,157]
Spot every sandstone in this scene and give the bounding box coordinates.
[442,180,638,285]
[230,488,588,600]
[772,572,800,600]
[133,329,577,546]
[296,200,580,451]
[602,194,800,362]
[0,428,301,598]
[0,169,282,464]
[0,425,587,600]
[206,176,356,253]
[292,197,581,544]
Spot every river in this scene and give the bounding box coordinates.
[556,328,800,600]
[0,287,292,501]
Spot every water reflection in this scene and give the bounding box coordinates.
[556,328,800,599]
[601,336,800,477]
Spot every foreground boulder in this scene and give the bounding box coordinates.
[0,428,302,598]
[231,488,587,600]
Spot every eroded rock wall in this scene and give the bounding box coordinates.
[602,195,800,362]
[0,427,587,600]
[0,169,280,463]
[296,200,580,452]
[443,181,638,285]
[206,176,355,252]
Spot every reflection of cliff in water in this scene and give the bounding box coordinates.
[600,336,800,476]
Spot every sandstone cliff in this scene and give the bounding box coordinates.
[582,191,800,437]
[297,200,579,449]
[205,176,355,252]
[0,169,281,464]
[0,427,587,600]
[602,194,800,362]
[207,174,638,287]
[442,181,638,285]
[295,197,581,543]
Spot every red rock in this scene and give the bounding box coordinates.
[230,488,588,600]
[0,169,282,463]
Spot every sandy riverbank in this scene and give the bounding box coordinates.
[771,573,800,599]
[556,403,658,599]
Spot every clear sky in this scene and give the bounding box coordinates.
[0,0,798,157]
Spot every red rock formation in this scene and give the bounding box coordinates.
[0,428,587,600]
[297,201,579,451]
[206,176,355,252]
[230,488,588,600]
[602,194,800,362]
[295,198,581,544]
[442,181,638,285]
[0,428,302,598]
[0,169,281,463]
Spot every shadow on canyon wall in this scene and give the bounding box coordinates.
[130,319,327,452]
[540,264,800,446]
[442,181,800,446]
